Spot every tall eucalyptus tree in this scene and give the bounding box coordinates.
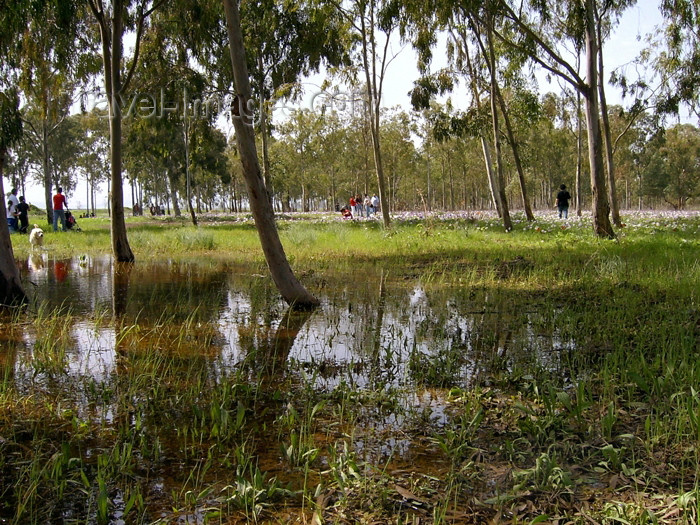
[222,0,319,308]
[1,0,77,304]
[14,1,89,224]
[401,4,514,228]
[86,0,167,261]
[400,0,616,237]
[485,0,616,237]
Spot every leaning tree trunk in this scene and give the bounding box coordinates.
[222,0,319,308]
[498,93,534,221]
[480,137,502,215]
[584,0,615,238]
[0,150,26,306]
[464,37,502,216]
[475,16,533,222]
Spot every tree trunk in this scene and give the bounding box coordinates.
[448,157,455,210]
[183,122,197,225]
[464,36,501,215]
[108,99,134,260]
[481,137,501,215]
[257,51,272,195]
[369,119,391,225]
[597,35,621,227]
[0,149,26,306]
[359,5,391,228]
[584,0,614,238]
[42,121,52,225]
[96,0,134,261]
[473,16,532,222]
[576,91,583,216]
[497,92,534,220]
[487,23,512,231]
[222,0,318,308]
[168,172,181,216]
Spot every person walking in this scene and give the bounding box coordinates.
[371,193,379,215]
[16,196,30,233]
[53,187,68,232]
[555,184,571,219]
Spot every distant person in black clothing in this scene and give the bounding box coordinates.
[556,184,571,219]
[16,196,30,233]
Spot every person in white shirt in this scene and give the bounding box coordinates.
[6,198,18,232]
[8,188,20,214]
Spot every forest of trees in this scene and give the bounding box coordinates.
[5,92,700,218]
[2,0,700,303]
[4,1,700,221]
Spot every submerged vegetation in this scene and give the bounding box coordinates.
[2,210,700,524]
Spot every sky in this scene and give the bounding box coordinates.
[14,0,668,212]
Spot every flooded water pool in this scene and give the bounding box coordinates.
[12,254,574,389]
[2,253,577,523]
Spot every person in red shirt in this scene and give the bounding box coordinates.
[53,187,67,232]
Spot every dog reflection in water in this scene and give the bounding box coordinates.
[28,252,46,274]
[29,224,44,250]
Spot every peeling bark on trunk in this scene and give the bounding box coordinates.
[222,0,318,308]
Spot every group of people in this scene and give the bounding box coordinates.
[9,183,575,230]
[149,203,165,216]
[6,188,30,233]
[342,193,380,219]
[6,186,71,233]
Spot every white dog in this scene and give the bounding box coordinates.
[29,224,44,250]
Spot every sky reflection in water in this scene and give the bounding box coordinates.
[9,254,574,396]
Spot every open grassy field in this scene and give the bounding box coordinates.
[2,210,700,524]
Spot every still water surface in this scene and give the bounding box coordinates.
[9,254,574,397]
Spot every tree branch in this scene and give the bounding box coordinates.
[487,2,584,90]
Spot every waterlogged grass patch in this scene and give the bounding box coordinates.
[174,228,216,250]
